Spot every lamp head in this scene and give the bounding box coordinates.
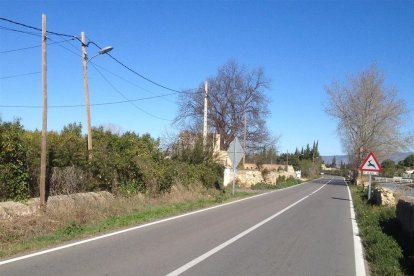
[99,46,113,55]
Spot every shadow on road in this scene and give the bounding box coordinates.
[331,197,350,201]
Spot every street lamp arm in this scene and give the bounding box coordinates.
[86,46,113,63]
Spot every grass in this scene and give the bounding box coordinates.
[0,188,253,259]
[350,185,406,275]
[251,177,302,190]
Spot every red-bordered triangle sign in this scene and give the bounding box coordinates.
[359,152,382,172]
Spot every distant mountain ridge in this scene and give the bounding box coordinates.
[321,155,349,165]
[321,152,413,165]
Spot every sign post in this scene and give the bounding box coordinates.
[227,137,245,195]
[359,152,382,200]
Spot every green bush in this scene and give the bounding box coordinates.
[0,120,30,201]
[351,186,404,275]
[251,182,277,190]
[0,120,225,201]
[200,162,224,189]
[57,221,84,237]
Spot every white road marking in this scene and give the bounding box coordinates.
[167,180,331,276]
[0,178,326,266]
[346,179,367,276]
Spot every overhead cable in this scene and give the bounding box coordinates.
[91,63,177,104]
[0,93,180,109]
[91,63,173,121]
[0,26,41,37]
[88,40,191,95]
[0,17,194,97]
[0,17,82,43]
[0,37,77,54]
[0,71,41,79]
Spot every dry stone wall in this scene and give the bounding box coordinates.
[0,191,113,220]
[224,165,297,188]
[372,187,398,206]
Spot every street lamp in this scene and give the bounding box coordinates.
[81,31,113,157]
[88,46,114,62]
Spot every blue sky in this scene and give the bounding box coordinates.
[0,0,413,156]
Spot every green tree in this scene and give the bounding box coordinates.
[381,159,396,178]
[331,156,337,168]
[22,130,41,197]
[50,123,86,168]
[0,120,30,201]
[403,154,414,168]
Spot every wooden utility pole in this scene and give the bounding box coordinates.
[81,32,93,156]
[243,111,246,166]
[285,150,289,170]
[39,14,47,211]
[203,80,208,147]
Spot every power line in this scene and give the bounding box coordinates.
[0,71,41,80]
[0,17,42,32]
[0,26,41,37]
[46,38,193,103]
[0,37,77,54]
[107,53,184,94]
[52,38,81,57]
[0,44,39,53]
[1,17,193,97]
[0,93,179,109]
[90,63,173,121]
[0,17,82,43]
[91,63,178,104]
[88,40,190,95]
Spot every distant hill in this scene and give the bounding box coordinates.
[388,152,414,163]
[321,155,349,165]
[321,152,413,165]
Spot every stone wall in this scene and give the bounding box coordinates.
[224,166,297,188]
[0,191,114,220]
[372,187,399,206]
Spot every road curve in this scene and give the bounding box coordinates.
[0,176,363,275]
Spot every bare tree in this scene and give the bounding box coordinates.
[325,65,413,168]
[174,60,272,151]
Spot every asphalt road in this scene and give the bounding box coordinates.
[0,176,363,275]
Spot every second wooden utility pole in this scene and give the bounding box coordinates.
[203,81,208,147]
[243,111,246,166]
[39,14,47,211]
[81,32,93,157]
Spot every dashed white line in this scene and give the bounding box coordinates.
[167,180,330,276]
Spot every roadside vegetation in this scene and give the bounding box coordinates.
[0,118,260,258]
[350,185,414,275]
[0,187,252,258]
[250,176,302,190]
[246,141,323,178]
[0,120,223,202]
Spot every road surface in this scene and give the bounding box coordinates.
[0,176,365,275]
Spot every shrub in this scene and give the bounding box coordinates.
[251,182,277,190]
[0,120,29,201]
[49,166,87,195]
[0,120,225,201]
[351,187,404,275]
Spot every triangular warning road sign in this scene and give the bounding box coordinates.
[359,152,382,172]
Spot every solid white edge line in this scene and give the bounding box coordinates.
[0,177,326,267]
[345,177,367,276]
[166,179,332,276]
